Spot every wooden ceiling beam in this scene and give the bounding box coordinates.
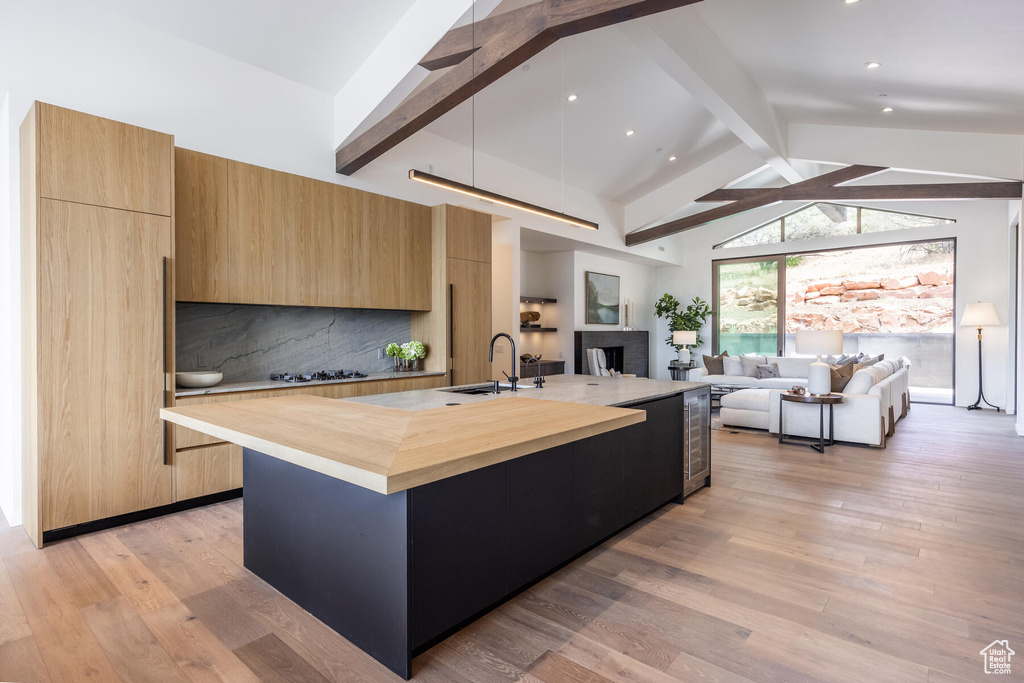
[625,165,887,246]
[337,0,704,175]
[696,181,1024,202]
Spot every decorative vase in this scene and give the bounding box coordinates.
[399,358,419,372]
[393,357,400,372]
[677,347,691,364]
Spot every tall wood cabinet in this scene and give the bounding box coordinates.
[412,205,493,386]
[22,103,175,547]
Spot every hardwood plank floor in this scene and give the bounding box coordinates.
[1,404,1021,682]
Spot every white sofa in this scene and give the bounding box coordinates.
[693,356,910,447]
[687,355,816,390]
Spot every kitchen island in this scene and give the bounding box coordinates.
[160,375,710,679]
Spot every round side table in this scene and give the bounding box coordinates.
[778,392,845,453]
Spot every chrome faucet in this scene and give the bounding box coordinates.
[488,332,517,393]
[524,356,544,388]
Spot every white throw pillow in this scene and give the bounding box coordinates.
[741,356,766,377]
[722,356,743,376]
[844,368,875,395]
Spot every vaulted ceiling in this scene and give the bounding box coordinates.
[86,0,1024,241]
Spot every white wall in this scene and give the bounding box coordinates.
[0,90,12,522]
[651,199,1017,409]
[519,250,658,375]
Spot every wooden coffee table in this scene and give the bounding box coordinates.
[778,392,845,453]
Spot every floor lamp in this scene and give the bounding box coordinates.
[960,302,1001,412]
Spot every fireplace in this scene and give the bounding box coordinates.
[574,331,649,377]
[598,346,624,373]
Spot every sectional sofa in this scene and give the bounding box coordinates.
[687,355,911,447]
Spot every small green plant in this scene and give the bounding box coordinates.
[385,343,401,358]
[400,341,426,360]
[785,255,803,268]
[654,294,711,349]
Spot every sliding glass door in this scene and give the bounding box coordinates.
[713,257,784,357]
[713,240,955,404]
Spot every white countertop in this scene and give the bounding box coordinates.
[175,370,447,398]
[345,374,709,411]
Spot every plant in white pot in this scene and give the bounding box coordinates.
[655,294,711,364]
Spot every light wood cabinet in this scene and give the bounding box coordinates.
[173,443,242,501]
[23,102,176,547]
[446,205,492,263]
[37,103,172,216]
[174,148,228,302]
[411,205,494,386]
[175,153,431,310]
[448,258,493,385]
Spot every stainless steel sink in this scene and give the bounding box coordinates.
[439,383,532,395]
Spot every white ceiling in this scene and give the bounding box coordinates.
[83,0,1024,215]
[425,20,739,204]
[83,0,418,93]
[697,0,1024,135]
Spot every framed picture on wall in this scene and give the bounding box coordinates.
[586,271,620,325]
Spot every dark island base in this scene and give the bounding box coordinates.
[242,391,710,679]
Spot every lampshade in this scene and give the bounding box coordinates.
[795,329,843,356]
[960,302,1000,327]
[673,330,697,346]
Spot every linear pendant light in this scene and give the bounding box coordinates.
[409,170,599,230]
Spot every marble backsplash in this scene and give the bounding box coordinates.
[176,303,411,381]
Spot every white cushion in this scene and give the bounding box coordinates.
[741,356,767,377]
[722,356,743,376]
[756,377,808,389]
[702,375,758,387]
[720,388,772,412]
[843,368,876,395]
[773,357,814,379]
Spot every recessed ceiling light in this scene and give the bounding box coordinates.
[566,93,578,102]
[625,130,635,137]
[865,61,881,69]
[669,156,677,161]
[844,0,859,4]
[882,106,894,113]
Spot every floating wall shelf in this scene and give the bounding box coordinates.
[520,296,557,304]
[520,327,558,333]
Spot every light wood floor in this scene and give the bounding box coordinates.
[1,404,1021,682]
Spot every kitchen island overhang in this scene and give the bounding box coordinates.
[160,378,711,679]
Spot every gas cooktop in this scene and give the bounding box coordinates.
[270,370,368,383]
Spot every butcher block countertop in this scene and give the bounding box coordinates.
[160,394,645,494]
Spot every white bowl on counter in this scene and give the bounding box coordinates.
[175,371,223,388]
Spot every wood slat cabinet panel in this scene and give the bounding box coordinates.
[177,155,431,310]
[172,374,447,469]
[445,205,491,263]
[38,199,174,530]
[174,148,228,302]
[38,103,172,216]
[448,258,492,386]
[364,194,432,310]
[225,160,275,304]
[320,184,366,307]
[173,443,242,501]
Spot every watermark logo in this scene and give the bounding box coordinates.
[980,640,1014,675]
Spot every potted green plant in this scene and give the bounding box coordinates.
[398,341,426,371]
[654,294,711,364]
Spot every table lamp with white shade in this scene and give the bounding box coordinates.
[795,329,843,396]
[673,330,698,364]
[960,302,1001,412]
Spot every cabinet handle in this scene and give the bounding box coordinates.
[448,283,454,386]
[683,404,691,479]
[162,257,168,465]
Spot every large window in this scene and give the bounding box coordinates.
[714,240,955,403]
[714,204,954,250]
